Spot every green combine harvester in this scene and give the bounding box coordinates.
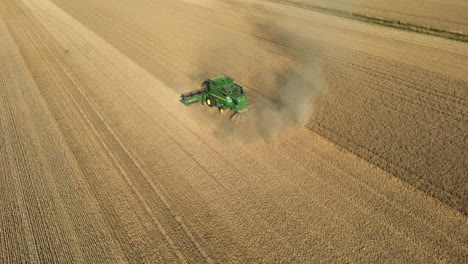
[180,75,248,115]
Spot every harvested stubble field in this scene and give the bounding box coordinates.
[0,0,467,263]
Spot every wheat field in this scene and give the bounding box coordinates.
[0,0,467,262]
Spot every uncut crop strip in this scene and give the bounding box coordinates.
[264,0,468,43]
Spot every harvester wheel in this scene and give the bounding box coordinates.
[206,95,216,107]
[219,108,225,114]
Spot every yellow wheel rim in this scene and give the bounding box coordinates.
[207,99,211,106]
[220,108,224,113]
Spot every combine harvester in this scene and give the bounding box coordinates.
[180,76,248,118]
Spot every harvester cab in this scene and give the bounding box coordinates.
[180,76,248,115]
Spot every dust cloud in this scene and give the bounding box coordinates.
[192,1,327,143]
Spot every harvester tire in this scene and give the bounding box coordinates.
[206,95,216,107]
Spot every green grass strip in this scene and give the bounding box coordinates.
[265,0,468,43]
